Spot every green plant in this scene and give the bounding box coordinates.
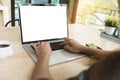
[105,16,119,27]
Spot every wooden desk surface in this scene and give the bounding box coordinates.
[0,24,120,80]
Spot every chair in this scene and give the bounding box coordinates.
[32,0,51,3]
[5,19,19,27]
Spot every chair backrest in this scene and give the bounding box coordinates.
[5,19,19,27]
[32,0,51,3]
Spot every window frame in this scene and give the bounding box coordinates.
[11,0,51,26]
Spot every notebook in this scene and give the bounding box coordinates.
[19,4,85,66]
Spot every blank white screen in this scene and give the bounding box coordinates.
[20,5,67,43]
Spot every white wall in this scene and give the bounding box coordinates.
[0,0,11,27]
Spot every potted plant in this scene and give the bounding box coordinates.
[104,16,119,35]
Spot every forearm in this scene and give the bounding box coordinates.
[80,46,112,59]
[32,57,51,80]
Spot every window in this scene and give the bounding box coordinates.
[11,0,70,26]
[76,0,119,26]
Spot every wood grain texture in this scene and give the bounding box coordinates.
[0,24,119,80]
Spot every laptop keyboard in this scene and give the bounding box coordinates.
[31,41,63,51]
[50,41,63,51]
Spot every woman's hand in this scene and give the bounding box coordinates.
[32,42,52,80]
[32,42,52,59]
[60,39,84,53]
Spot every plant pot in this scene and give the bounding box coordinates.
[118,27,120,39]
[105,26,117,35]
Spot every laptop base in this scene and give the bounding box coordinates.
[23,44,85,66]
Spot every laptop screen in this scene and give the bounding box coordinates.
[19,4,68,43]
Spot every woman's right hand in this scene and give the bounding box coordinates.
[32,42,52,59]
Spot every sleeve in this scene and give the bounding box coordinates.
[37,78,49,80]
[67,71,87,80]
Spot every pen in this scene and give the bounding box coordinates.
[85,44,102,50]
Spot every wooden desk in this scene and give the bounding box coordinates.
[0,24,120,80]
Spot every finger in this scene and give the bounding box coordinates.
[37,42,45,47]
[64,38,70,41]
[36,42,41,46]
[45,42,50,46]
[44,42,51,49]
[41,41,48,45]
[60,39,70,46]
[65,39,73,44]
[59,42,68,47]
[31,43,38,51]
[63,45,73,52]
[40,42,48,46]
[38,42,49,49]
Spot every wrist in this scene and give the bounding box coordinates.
[37,52,51,58]
[38,54,50,62]
[78,45,86,53]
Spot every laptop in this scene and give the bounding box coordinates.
[19,4,85,66]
